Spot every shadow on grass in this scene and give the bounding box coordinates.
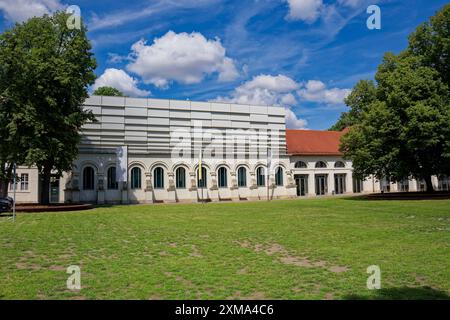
[342,192,450,201]
[344,286,450,300]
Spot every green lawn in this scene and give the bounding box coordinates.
[1,198,449,300]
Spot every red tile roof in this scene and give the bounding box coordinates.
[286,129,346,156]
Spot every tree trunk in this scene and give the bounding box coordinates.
[0,180,8,198]
[424,175,435,193]
[40,166,51,204]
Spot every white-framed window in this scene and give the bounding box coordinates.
[20,174,29,191]
[256,167,266,187]
[130,167,142,189]
[275,167,283,186]
[218,167,228,188]
[237,167,247,187]
[153,167,164,189]
[175,167,186,189]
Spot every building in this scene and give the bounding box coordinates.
[8,96,450,204]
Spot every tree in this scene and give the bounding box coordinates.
[93,86,125,97]
[408,4,450,88]
[0,12,96,203]
[340,53,450,192]
[337,5,450,192]
[330,80,377,131]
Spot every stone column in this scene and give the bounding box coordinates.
[249,172,259,200]
[188,171,198,202]
[144,172,154,204]
[230,171,239,201]
[308,173,315,196]
[345,172,353,194]
[285,170,297,198]
[71,173,80,203]
[121,181,129,204]
[97,173,105,204]
[209,172,219,202]
[327,173,334,195]
[167,172,176,203]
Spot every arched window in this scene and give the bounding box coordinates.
[197,167,207,188]
[107,167,118,190]
[130,167,142,189]
[218,167,228,188]
[275,167,284,186]
[295,161,307,168]
[154,167,164,189]
[256,167,266,187]
[237,167,247,187]
[176,167,186,189]
[83,166,95,190]
[315,161,327,168]
[334,161,345,168]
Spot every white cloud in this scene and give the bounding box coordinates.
[285,0,324,23]
[126,31,239,89]
[213,74,307,129]
[214,74,300,106]
[286,108,308,129]
[93,68,151,97]
[0,0,63,22]
[298,80,350,104]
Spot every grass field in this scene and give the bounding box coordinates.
[0,197,449,300]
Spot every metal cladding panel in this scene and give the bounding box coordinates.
[148,99,170,108]
[170,100,191,110]
[125,97,147,107]
[125,106,147,117]
[102,96,125,107]
[84,96,102,106]
[80,97,288,155]
[191,101,211,111]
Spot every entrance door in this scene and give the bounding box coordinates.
[295,175,308,196]
[315,175,327,196]
[334,174,346,194]
[50,176,60,203]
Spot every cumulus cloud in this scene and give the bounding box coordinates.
[285,0,324,23]
[286,108,308,129]
[213,74,307,129]
[93,68,151,97]
[0,0,63,22]
[126,31,239,89]
[214,74,300,106]
[298,80,351,104]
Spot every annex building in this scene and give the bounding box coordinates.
[9,96,450,204]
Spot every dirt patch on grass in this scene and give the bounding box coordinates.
[15,262,41,271]
[189,245,203,258]
[236,240,349,274]
[165,272,194,287]
[237,267,248,275]
[228,290,266,300]
[49,265,66,271]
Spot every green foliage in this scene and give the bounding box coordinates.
[0,12,96,201]
[408,4,450,88]
[93,86,125,97]
[341,54,450,184]
[338,5,450,189]
[330,80,377,131]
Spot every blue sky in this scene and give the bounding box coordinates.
[0,0,448,130]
